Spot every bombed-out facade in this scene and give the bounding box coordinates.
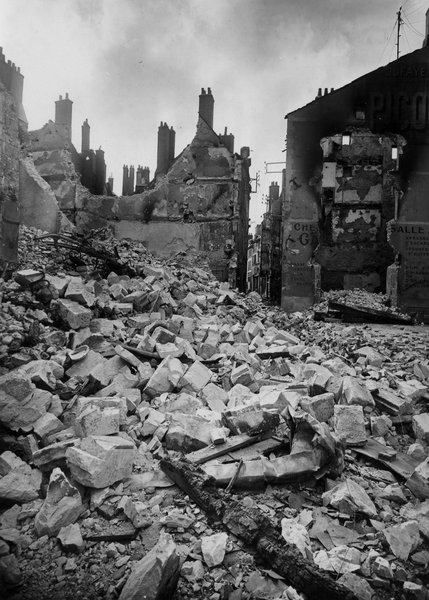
[76,88,251,291]
[282,28,429,320]
[0,69,251,291]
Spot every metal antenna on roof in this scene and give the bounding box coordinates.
[396,6,403,59]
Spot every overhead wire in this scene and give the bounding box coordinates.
[403,10,424,36]
[379,18,399,64]
[402,24,413,51]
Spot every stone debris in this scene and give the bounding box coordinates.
[118,531,180,600]
[334,404,367,446]
[57,522,85,553]
[0,226,429,599]
[201,531,229,567]
[383,520,421,561]
[34,468,83,537]
[322,479,377,518]
[66,435,137,488]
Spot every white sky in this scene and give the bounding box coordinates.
[1,0,427,229]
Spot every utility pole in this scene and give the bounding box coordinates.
[396,6,402,60]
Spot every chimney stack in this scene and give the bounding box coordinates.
[122,165,129,196]
[81,119,90,153]
[168,126,175,164]
[156,122,171,176]
[55,93,73,141]
[199,87,214,128]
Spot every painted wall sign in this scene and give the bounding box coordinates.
[388,220,429,308]
[369,90,429,131]
[284,220,318,264]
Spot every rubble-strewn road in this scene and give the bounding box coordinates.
[1,227,429,600]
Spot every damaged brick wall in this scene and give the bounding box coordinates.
[315,130,405,292]
[74,116,250,291]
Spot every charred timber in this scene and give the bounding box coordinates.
[160,457,362,600]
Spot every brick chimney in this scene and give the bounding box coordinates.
[156,122,171,175]
[199,87,214,128]
[55,92,73,141]
[81,119,90,153]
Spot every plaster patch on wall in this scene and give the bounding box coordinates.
[332,208,381,242]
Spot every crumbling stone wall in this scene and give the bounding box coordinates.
[74,117,250,290]
[0,83,21,262]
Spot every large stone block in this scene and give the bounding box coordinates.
[164,414,214,452]
[0,468,42,504]
[57,298,92,330]
[144,357,186,399]
[334,405,366,446]
[66,435,136,488]
[407,456,429,499]
[34,468,83,537]
[322,478,377,518]
[178,361,212,392]
[339,376,374,408]
[200,382,227,412]
[119,531,180,600]
[413,413,429,443]
[0,372,51,431]
[64,277,95,307]
[75,405,120,437]
[300,393,334,423]
[383,520,420,561]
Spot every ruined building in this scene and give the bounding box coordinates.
[18,93,110,234]
[0,48,27,262]
[282,14,429,321]
[76,88,251,291]
[248,179,283,301]
[122,165,150,195]
[80,119,108,195]
[0,60,250,290]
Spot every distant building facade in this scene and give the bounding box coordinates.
[247,179,283,301]
[282,19,429,320]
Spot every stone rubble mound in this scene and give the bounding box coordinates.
[0,226,428,599]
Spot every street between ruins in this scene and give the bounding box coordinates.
[0,227,429,600]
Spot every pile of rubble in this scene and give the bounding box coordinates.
[313,289,413,325]
[1,228,429,600]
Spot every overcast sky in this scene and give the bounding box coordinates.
[1,0,427,227]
